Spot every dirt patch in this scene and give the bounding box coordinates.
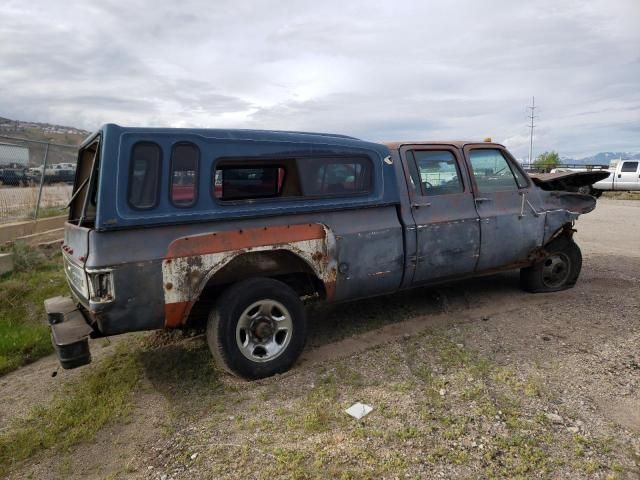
[7,380,170,480]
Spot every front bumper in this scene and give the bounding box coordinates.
[44,296,94,369]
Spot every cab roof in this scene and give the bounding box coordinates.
[83,124,372,150]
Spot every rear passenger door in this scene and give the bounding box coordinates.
[401,145,480,284]
[464,145,543,271]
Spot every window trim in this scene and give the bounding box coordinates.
[210,155,373,205]
[408,149,466,197]
[169,141,200,208]
[127,141,163,211]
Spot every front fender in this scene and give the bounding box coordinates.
[540,191,596,244]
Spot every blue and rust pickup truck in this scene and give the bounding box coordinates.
[46,124,606,378]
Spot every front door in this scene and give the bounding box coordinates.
[402,146,480,284]
[465,146,544,271]
[616,161,640,190]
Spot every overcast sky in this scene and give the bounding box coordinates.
[1,0,638,159]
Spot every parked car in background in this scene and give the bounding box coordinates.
[0,166,30,186]
[46,125,602,379]
[548,159,640,196]
[28,162,76,184]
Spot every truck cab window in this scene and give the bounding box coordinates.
[469,149,521,192]
[128,142,161,209]
[621,161,638,173]
[411,150,463,196]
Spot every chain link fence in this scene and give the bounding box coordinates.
[0,135,78,224]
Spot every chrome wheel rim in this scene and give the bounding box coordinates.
[236,300,293,362]
[542,252,570,288]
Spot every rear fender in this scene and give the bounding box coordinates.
[161,223,337,327]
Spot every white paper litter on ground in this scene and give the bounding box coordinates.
[345,402,373,419]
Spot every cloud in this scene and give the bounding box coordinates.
[0,0,638,158]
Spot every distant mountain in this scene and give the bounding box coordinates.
[0,116,89,146]
[561,152,640,166]
[0,116,92,166]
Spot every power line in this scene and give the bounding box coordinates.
[528,96,536,164]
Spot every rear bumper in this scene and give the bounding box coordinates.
[44,296,94,369]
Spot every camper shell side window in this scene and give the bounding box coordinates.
[212,156,372,203]
[128,142,162,210]
[170,142,199,207]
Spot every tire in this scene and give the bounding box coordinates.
[520,237,582,293]
[206,277,307,379]
[592,189,603,198]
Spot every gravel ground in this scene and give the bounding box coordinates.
[3,198,639,479]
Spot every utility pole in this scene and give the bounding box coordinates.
[528,96,536,165]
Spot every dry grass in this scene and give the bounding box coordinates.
[601,191,640,200]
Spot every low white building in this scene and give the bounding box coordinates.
[0,142,29,167]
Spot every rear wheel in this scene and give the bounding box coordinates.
[520,237,582,293]
[206,277,307,379]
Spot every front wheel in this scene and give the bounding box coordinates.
[520,238,582,293]
[206,277,307,379]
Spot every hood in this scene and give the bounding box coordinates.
[528,171,610,191]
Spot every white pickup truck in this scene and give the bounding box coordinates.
[591,159,640,195]
[550,159,639,197]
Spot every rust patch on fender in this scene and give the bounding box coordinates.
[166,224,326,259]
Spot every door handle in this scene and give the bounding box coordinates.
[411,202,432,208]
[618,174,622,178]
[474,197,491,203]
